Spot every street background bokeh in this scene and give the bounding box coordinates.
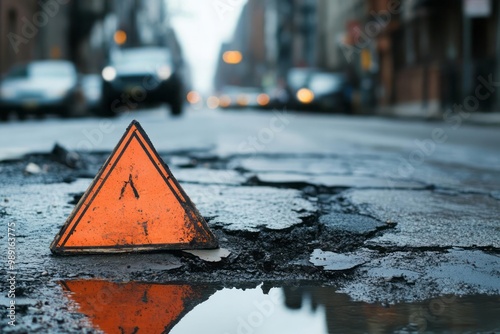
[1,0,500,119]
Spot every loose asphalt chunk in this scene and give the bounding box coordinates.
[309,249,369,271]
[183,248,231,262]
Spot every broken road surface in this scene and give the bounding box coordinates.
[0,109,499,332]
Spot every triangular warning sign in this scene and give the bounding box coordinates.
[50,120,218,254]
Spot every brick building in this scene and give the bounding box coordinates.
[0,0,37,74]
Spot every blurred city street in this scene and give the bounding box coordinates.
[1,0,500,333]
[1,106,500,162]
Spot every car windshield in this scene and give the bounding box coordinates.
[29,63,75,78]
[82,75,101,89]
[287,69,311,89]
[112,49,171,66]
[309,73,343,94]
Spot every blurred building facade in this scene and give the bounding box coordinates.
[111,0,168,48]
[215,0,500,113]
[69,0,112,72]
[0,0,112,74]
[214,0,319,92]
[0,0,176,75]
[316,0,373,110]
[0,0,37,74]
[214,0,267,90]
[368,0,500,113]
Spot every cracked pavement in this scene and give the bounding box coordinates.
[0,109,499,332]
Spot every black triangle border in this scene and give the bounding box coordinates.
[50,120,218,254]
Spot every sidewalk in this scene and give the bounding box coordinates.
[375,103,500,126]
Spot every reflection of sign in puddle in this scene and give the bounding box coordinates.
[60,280,216,333]
[59,282,500,333]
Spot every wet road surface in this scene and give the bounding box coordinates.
[0,107,499,332]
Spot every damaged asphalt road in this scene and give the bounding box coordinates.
[1,149,500,326]
[0,112,500,332]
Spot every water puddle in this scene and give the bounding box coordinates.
[61,280,500,333]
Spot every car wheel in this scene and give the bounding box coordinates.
[170,100,182,116]
[98,95,118,117]
[60,109,72,118]
[17,111,27,121]
[169,91,183,116]
[166,80,184,116]
[100,110,117,118]
[98,101,117,117]
[0,110,9,122]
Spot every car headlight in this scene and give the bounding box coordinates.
[0,87,16,99]
[219,95,231,108]
[296,88,314,104]
[156,65,171,80]
[257,93,270,106]
[186,91,201,104]
[236,94,249,106]
[206,96,219,109]
[102,66,117,82]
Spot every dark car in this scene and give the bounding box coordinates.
[100,47,184,116]
[285,67,314,108]
[0,60,84,120]
[285,68,350,113]
[307,72,351,112]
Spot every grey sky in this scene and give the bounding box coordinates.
[167,0,246,94]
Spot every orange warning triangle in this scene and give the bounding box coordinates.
[60,280,216,333]
[50,120,218,254]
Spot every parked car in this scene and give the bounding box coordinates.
[307,71,350,112]
[100,47,185,116]
[81,74,102,114]
[0,60,84,120]
[285,68,351,113]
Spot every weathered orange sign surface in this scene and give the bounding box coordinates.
[50,120,218,254]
